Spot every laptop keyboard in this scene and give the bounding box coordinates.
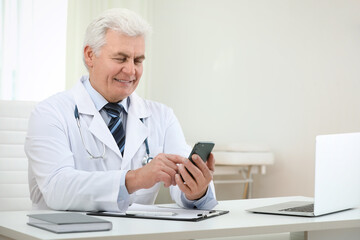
[280,203,314,213]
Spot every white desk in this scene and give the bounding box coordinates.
[1,196,359,240]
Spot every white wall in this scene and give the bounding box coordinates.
[146,0,360,198]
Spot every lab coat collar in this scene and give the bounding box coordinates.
[128,91,151,119]
[74,76,151,118]
[71,76,152,163]
[72,78,122,158]
[73,76,95,116]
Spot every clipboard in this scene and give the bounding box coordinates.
[87,204,229,222]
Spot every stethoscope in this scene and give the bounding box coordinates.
[141,135,153,166]
[74,105,152,165]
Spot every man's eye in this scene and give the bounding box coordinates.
[114,58,126,62]
[135,59,144,64]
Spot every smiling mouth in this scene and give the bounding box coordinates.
[114,78,135,83]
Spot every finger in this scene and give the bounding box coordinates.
[147,157,179,185]
[191,154,212,180]
[206,153,215,172]
[184,156,204,180]
[186,156,213,198]
[159,163,179,182]
[178,163,196,186]
[175,174,190,193]
[153,164,179,186]
[152,154,181,172]
[157,172,172,187]
[155,154,185,172]
[163,154,186,164]
[191,154,207,170]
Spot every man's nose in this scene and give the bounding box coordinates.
[123,61,136,75]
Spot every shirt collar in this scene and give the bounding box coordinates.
[82,76,129,113]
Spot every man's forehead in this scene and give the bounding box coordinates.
[104,30,145,55]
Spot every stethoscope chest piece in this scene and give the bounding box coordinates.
[142,155,153,166]
[140,118,153,166]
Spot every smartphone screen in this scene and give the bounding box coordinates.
[188,142,215,165]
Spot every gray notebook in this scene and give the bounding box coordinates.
[27,212,112,233]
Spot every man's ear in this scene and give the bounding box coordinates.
[84,46,95,68]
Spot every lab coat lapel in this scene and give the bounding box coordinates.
[88,114,121,157]
[72,79,122,158]
[122,93,151,169]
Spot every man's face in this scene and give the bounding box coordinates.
[84,29,145,103]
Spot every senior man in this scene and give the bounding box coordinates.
[25,8,217,212]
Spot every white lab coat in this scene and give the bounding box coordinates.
[25,77,216,212]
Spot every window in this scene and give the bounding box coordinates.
[0,0,67,101]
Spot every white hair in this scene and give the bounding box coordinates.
[83,8,151,67]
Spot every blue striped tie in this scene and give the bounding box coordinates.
[103,103,126,156]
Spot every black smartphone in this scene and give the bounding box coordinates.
[188,142,215,165]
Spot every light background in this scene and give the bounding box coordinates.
[15,0,360,199]
[146,0,360,198]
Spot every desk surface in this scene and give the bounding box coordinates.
[1,196,360,240]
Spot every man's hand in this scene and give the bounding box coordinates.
[125,153,184,194]
[175,153,215,200]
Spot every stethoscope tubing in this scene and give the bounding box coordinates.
[140,118,153,165]
[75,105,106,159]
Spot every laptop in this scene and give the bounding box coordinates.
[247,132,360,217]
